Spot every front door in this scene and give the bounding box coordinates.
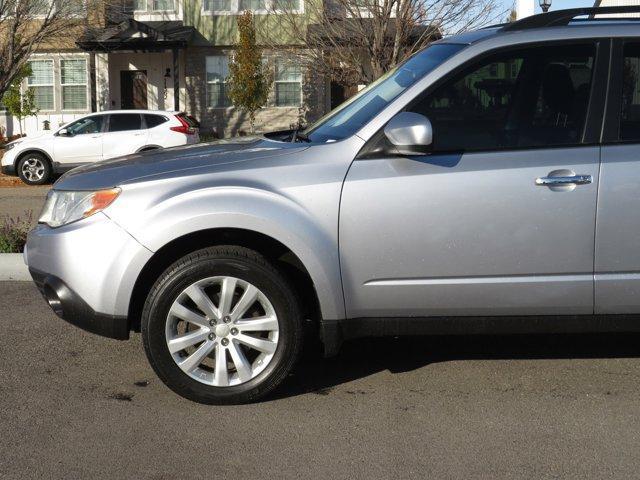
[52,114,105,166]
[120,70,148,109]
[340,42,605,319]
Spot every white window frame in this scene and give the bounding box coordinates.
[205,55,231,109]
[60,58,89,112]
[202,0,303,15]
[274,58,302,108]
[27,59,55,112]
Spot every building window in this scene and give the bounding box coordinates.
[27,60,54,111]
[133,0,147,10]
[152,0,174,10]
[239,0,266,10]
[206,56,230,108]
[273,0,300,9]
[203,0,301,13]
[61,58,88,110]
[203,0,231,11]
[275,59,302,107]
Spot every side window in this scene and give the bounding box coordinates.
[144,114,168,128]
[410,44,595,152]
[108,114,142,132]
[65,116,104,135]
[621,43,640,141]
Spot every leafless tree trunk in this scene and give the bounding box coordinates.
[260,0,504,86]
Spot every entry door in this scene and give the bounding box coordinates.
[340,42,604,319]
[121,70,148,109]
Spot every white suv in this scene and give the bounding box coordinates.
[1,110,200,185]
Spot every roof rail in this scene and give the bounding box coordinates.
[502,6,640,31]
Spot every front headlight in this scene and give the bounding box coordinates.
[39,188,121,228]
[3,141,20,151]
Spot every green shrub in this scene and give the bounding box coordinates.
[0,212,33,253]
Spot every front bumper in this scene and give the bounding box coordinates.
[1,164,16,176]
[30,268,129,339]
[25,213,154,339]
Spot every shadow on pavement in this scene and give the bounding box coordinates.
[272,332,640,400]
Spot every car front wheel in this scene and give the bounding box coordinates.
[141,246,303,404]
[17,153,52,185]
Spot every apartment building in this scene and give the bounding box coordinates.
[1,0,329,138]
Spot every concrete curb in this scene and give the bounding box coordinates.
[0,253,30,281]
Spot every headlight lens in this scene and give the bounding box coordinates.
[39,188,121,228]
[3,141,19,151]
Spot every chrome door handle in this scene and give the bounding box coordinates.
[535,175,592,186]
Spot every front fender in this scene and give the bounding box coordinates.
[108,183,346,321]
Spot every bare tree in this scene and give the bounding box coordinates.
[0,0,94,98]
[260,0,504,85]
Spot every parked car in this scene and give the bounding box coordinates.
[1,110,199,185]
[24,7,640,404]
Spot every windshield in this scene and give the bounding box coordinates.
[305,43,466,143]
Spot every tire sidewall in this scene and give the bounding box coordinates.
[17,154,51,185]
[142,250,301,404]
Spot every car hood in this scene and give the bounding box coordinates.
[55,136,310,190]
[8,131,52,147]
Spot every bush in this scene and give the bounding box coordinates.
[0,212,33,253]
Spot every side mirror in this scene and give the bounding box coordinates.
[384,112,433,156]
[57,128,73,137]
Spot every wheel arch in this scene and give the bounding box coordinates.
[128,228,322,337]
[15,148,53,169]
[137,145,162,153]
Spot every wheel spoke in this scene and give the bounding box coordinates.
[235,315,278,332]
[178,339,216,373]
[184,284,220,320]
[170,302,209,328]
[213,343,229,386]
[235,333,277,354]
[167,328,209,354]
[230,285,258,321]
[166,276,280,388]
[218,277,237,317]
[228,341,252,382]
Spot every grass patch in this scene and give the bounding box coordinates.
[0,212,33,253]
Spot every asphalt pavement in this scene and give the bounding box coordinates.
[2,281,640,479]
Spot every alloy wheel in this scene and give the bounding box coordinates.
[20,157,46,183]
[165,276,280,387]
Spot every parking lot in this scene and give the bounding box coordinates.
[2,280,640,479]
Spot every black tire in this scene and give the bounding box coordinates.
[17,152,52,185]
[141,245,303,404]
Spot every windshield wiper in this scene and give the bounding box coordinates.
[290,127,311,143]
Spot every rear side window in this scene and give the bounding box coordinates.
[108,114,142,132]
[620,43,640,141]
[144,114,168,128]
[410,44,596,152]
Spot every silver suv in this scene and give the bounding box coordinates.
[25,7,640,403]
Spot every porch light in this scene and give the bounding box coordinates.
[539,0,551,13]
